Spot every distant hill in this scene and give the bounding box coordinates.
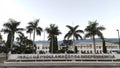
[35,38,119,45]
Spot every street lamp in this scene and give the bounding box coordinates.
[116,29,120,49]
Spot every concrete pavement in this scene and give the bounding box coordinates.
[1,61,120,67]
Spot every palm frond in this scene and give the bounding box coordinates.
[75,30,84,34]
[84,20,105,39]
[26,26,33,33]
[28,22,35,29]
[17,32,24,37]
[16,28,24,32]
[97,26,105,31]
[65,25,83,40]
[73,25,79,31]
[66,25,73,31]
[46,24,61,42]
[1,29,11,33]
[36,27,43,35]
[74,33,83,40]
[64,32,71,39]
[34,19,39,27]
[84,33,93,39]
[3,23,11,29]
[96,31,104,38]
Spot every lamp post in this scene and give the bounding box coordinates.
[116,29,120,49]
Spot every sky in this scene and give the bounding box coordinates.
[0,0,120,41]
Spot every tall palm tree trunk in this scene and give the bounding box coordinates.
[102,38,107,53]
[6,44,9,60]
[30,33,31,39]
[52,36,53,53]
[10,33,14,54]
[73,36,75,52]
[49,36,53,53]
[6,33,11,60]
[33,30,36,53]
[93,36,96,54]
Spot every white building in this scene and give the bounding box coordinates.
[36,42,49,54]
[36,41,119,54]
[76,42,119,54]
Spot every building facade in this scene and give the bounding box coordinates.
[36,43,49,54]
[36,42,119,54]
[76,42,119,54]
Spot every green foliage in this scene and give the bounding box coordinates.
[0,33,2,40]
[59,40,73,52]
[26,19,43,53]
[39,50,45,54]
[63,40,73,45]
[0,41,11,55]
[1,19,24,53]
[0,45,6,53]
[11,32,35,54]
[67,50,74,53]
[45,24,61,53]
[64,25,84,40]
[0,19,107,54]
[54,37,58,53]
[64,25,83,52]
[84,21,105,54]
[102,39,107,53]
[26,19,43,37]
[57,49,65,53]
[74,46,78,53]
[57,49,74,54]
[49,35,58,53]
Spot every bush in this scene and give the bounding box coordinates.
[39,50,45,54]
[67,50,74,54]
[57,49,65,53]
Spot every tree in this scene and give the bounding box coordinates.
[26,19,43,53]
[1,19,24,54]
[101,36,107,53]
[64,25,84,52]
[74,46,78,53]
[0,33,2,41]
[16,32,28,54]
[62,40,73,52]
[15,32,34,54]
[45,24,61,53]
[26,26,33,39]
[84,21,105,54]
[0,33,3,44]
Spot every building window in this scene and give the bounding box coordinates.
[100,50,102,53]
[99,46,101,49]
[90,50,92,54]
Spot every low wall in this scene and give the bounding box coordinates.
[0,53,6,63]
[0,53,6,58]
[8,54,116,61]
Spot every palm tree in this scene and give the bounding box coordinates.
[26,27,33,39]
[16,32,27,43]
[84,21,105,54]
[0,33,2,40]
[101,35,107,53]
[64,25,84,52]
[1,19,24,54]
[62,40,73,52]
[45,24,61,53]
[16,32,34,54]
[0,33,3,44]
[26,19,43,53]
